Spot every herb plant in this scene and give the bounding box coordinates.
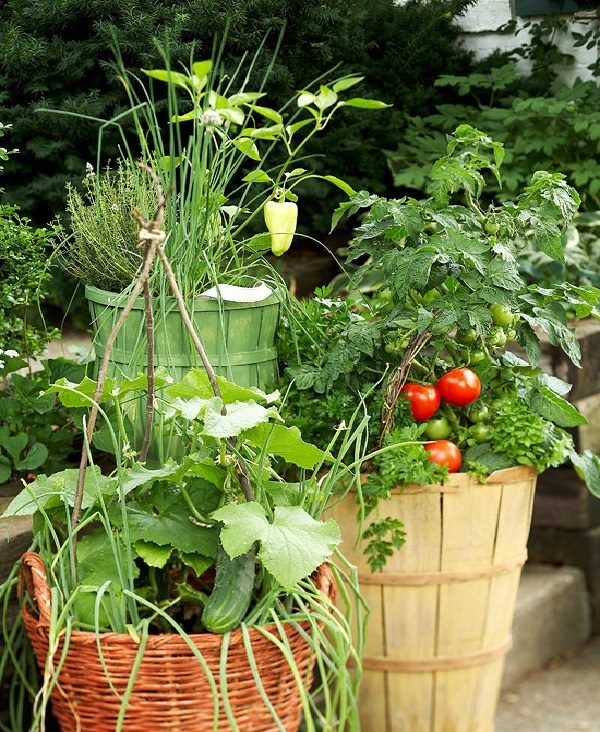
[59,160,159,292]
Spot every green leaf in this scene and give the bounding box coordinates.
[3,467,115,516]
[219,108,245,126]
[203,400,278,439]
[115,372,167,399]
[464,444,515,473]
[315,85,338,110]
[286,118,314,136]
[0,456,11,484]
[142,69,191,88]
[47,376,115,408]
[233,138,261,161]
[167,369,278,406]
[119,459,181,495]
[244,423,327,469]
[242,169,272,184]
[228,92,265,106]
[341,98,391,109]
[0,431,27,459]
[212,503,341,590]
[192,60,213,82]
[528,387,587,428]
[322,175,356,196]
[180,553,213,576]
[243,233,272,252]
[251,106,283,124]
[14,442,48,471]
[116,488,219,557]
[571,450,600,498]
[332,76,364,93]
[297,92,316,108]
[134,542,173,568]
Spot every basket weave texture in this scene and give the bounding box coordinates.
[20,552,336,732]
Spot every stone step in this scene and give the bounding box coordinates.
[502,564,591,691]
[0,483,32,584]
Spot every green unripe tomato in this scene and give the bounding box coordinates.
[468,404,490,423]
[490,303,514,328]
[456,328,478,345]
[384,341,398,355]
[488,327,507,349]
[469,350,486,365]
[425,416,452,440]
[471,423,492,443]
[506,328,517,341]
[485,221,500,234]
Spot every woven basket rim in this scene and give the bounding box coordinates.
[19,552,336,647]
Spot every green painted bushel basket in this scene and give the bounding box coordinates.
[85,284,280,455]
[86,284,280,389]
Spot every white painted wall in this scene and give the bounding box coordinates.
[457,1,599,83]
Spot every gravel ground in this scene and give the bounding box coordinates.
[496,637,600,732]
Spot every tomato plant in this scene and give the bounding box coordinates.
[436,368,481,407]
[425,440,461,472]
[399,383,441,421]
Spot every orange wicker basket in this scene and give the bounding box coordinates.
[20,552,336,732]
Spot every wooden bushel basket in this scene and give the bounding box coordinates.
[329,465,537,732]
[20,553,336,732]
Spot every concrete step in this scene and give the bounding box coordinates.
[502,564,591,691]
[496,637,600,731]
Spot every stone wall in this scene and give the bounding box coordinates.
[457,0,599,83]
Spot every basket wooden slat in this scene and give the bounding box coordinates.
[20,553,335,732]
[329,465,537,732]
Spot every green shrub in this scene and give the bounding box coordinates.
[0,124,58,357]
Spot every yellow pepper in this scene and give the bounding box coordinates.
[264,200,298,256]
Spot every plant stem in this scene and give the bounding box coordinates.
[71,236,161,530]
[139,275,155,463]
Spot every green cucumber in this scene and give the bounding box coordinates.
[201,542,256,634]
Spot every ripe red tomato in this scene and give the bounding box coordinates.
[400,383,441,422]
[436,368,481,407]
[425,440,462,472]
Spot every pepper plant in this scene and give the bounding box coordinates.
[280,125,600,569]
[61,49,389,297]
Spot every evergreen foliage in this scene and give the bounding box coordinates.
[0,0,476,225]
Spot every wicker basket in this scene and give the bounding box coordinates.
[328,465,537,732]
[20,553,335,732]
